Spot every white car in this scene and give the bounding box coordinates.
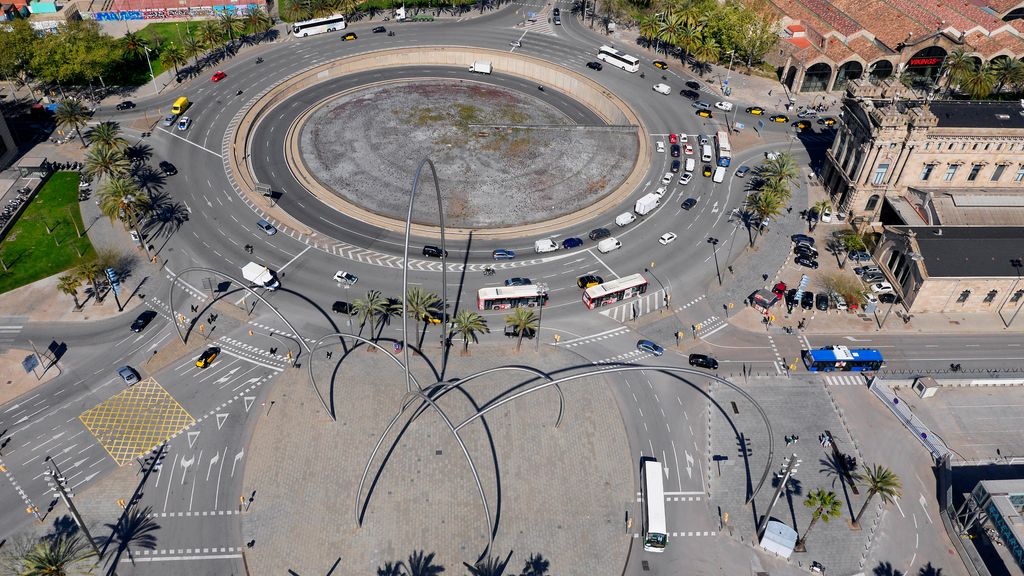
[656,141,665,153]
[659,232,677,245]
[714,101,734,111]
[615,212,635,226]
[684,144,694,155]
[509,40,521,47]
[177,116,192,131]
[654,186,668,197]
[661,172,673,185]
[820,207,833,223]
[653,83,671,95]
[679,172,692,185]
[765,151,779,160]
[333,270,358,285]
[870,282,894,293]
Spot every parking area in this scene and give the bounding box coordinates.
[907,386,1024,462]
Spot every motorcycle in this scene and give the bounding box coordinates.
[387,30,395,36]
[256,57,264,64]
[483,266,496,276]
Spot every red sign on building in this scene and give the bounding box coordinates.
[909,57,943,66]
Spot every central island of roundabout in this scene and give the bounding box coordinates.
[231,48,651,573]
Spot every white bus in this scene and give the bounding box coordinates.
[597,45,640,73]
[292,13,347,37]
[582,273,648,309]
[715,130,732,167]
[641,460,667,552]
[477,285,548,311]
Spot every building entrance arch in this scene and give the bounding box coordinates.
[869,60,894,82]
[833,61,864,91]
[906,46,947,84]
[801,62,833,92]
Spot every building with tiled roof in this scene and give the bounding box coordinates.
[766,0,1024,94]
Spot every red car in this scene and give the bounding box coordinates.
[211,71,227,82]
[669,133,679,145]
[772,282,787,298]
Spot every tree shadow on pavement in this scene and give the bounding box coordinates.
[873,561,904,576]
[102,505,160,572]
[820,452,857,519]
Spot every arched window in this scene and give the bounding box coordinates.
[801,63,833,93]
[865,195,880,211]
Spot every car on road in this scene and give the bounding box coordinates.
[688,354,718,370]
[695,109,713,118]
[586,61,603,70]
[669,133,679,144]
[616,212,636,226]
[681,197,697,210]
[211,71,227,82]
[257,219,277,235]
[770,114,789,123]
[372,25,386,33]
[505,277,532,286]
[714,101,733,111]
[693,100,711,110]
[818,117,836,126]
[680,89,700,100]
[637,339,665,356]
[158,161,177,176]
[879,292,901,304]
[195,347,220,369]
[791,233,814,245]
[656,141,665,153]
[422,245,448,258]
[848,250,872,262]
[552,7,560,14]
[870,282,894,293]
[702,164,712,177]
[797,109,819,119]
[735,165,750,178]
[670,144,680,157]
[653,60,668,69]
[162,114,176,127]
[116,101,136,111]
[177,116,192,131]
[342,32,358,41]
[562,237,583,249]
[332,301,352,314]
[130,310,157,332]
[670,160,680,173]
[795,256,819,269]
[793,120,811,131]
[653,83,671,95]
[801,291,814,310]
[855,265,881,277]
[685,80,701,90]
[679,172,692,185]
[746,106,765,115]
[589,227,611,241]
[577,274,603,289]
[333,270,359,285]
[117,366,140,385]
[815,292,829,311]
[765,151,779,160]
[659,232,677,245]
[772,282,787,298]
[684,144,694,155]
[661,172,673,184]
[492,249,516,260]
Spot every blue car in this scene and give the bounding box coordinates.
[562,237,583,249]
[636,339,664,356]
[492,249,516,260]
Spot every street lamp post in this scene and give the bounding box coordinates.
[44,456,104,561]
[644,267,670,312]
[723,50,735,94]
[708,237,721,285]
[143,47,158,97]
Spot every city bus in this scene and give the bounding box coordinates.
[641,459,667,553]
[715,130,731,167]
[801,346,884,372]
[582,273,648,309]
[292,13,347,37]
[597,45,640,73]
[477,285,547,311]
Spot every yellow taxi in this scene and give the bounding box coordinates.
[702,164,713,177]
[745,106,765,115]
[818,117,837,126]
[342,32,358,41]
[577,274,603,289]
[653,60,668,69]
[770,114,789,123]
[695,109,713,118]
[792,120,811,131]
[195,347,220,369]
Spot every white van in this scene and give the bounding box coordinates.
[712,166,726,183]
[701,144,713,162]
[597,237,621,253]
[615,212,635,227]
[534,238,558,253]
[685,158,695,172]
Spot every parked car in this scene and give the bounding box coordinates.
[801,291,814,310]
[831,293,848,311]
[562,237,583,249]
[785,288,798,307]
[791,234,814,245]
[589,228,611,241]
[861,272,885,283]
[688,354,718,370]
[772,282,787,298]
[795,256,819,269]
[819,207,833,222]
[130,310,157,332]
[815,292,829,311]
[681,198,697,210]
[637,339,665,356]
[855,265,881,277]
[870,282,894,293]
[577,274,603,289]
[848,250,872,262]
[795,245,819,259]
[879,292,902,304]
[492,249,516,260]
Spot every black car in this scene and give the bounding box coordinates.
[586,61,603,71]
[685,80,701,90]
[159,161,177,176]
[795,245,819,259]
[801,291,814,310]
[670,144,680,157]
[130,310,157,332]
[372,25,386,33]
[562,237,583,249]
[879,293,902,304]
[815,293,829,311]
[577,274,603,289]
[680,89,700,100]
[552,6,560,15]
[115,100,136,111]
[791,234,814,245]
[589,227,611,241]
[504,277,532,286]
[785,288,798,307]
[332,300,352,314]
[681,198,697,210]
[670,159,681,173]
[795,256,819,269]
[688,354,719,370]
[504,325,536,339]
[422,245,448,258]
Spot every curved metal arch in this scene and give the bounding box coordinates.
[401,158,448,393]
[453,365,775,505]
[166,266,311,353]
[434,366,564,429]
[308,332,424,421]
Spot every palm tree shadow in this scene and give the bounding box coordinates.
[873,561,904,576]
[820,452,857,519]
[918,563,942,576]
[102,505,160,573]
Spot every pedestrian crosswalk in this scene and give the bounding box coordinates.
[0,319,24,349]
[822,374,866,387]
[558,326,630,348]
[599,289,666,322]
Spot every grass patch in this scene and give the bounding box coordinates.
[0,172,97,294]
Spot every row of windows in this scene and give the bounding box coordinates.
[923,141,1024,152]
[920,163,1023,183]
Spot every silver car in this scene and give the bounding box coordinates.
[117,366,139,385]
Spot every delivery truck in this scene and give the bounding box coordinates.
[242,262,280,290]
[469,61,492,74]
[634,193,661,216]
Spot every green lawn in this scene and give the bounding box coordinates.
[0,172,97,294]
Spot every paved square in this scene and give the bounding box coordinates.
[79,377,195,466]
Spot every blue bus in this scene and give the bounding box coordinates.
[801,346,884,372]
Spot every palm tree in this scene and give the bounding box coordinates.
[745,191,783,245]
[992,57,1024,95]
[200,20,223,53]
[452,310,488,355]
[940,48,976,96]
[959,64,996,100]
[638,14,660,52]
[120,31,148,61]
[218,12,245,52]
[98,177,152,260]
[161,44,188,76]
[351,290,388,340]
[504,307,538,352]
[406,287,441,350]
[84,145,130,183]
[798,489,842,549]
[406,550,444,576]
[759,176,792,204]
[656,12,682,54]
[854,464,902,525]
[244,9,273,41]
[182,34,205,67]
[690,33,719,77]
[520,553,550,576]
[57,274,83,308]
[811,199,831,231]
[465,551,513,576]
[15,533,96,576]
[761,152,799,183]
[85,121,128,152]
[75,261,103,301]
[54,99,91,146]
[676,23,702,62]
[377,562,404,576]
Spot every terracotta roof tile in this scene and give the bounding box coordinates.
[847,35,893,62]
[787,36,815,48]
[823,37,855,61]
[768,0,837,36]
[826,0,930,47]
[793,0,862,36]
[964,29,1020,57]
[978,0,1024,13]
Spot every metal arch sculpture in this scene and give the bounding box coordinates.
[166,266,312,354]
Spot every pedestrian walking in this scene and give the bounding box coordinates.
[326,351,332,360]
[762,273,769,282]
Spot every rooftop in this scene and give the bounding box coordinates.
[927,101,1024,129]
[929,191,1024,226]
[896,226,1024,277]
